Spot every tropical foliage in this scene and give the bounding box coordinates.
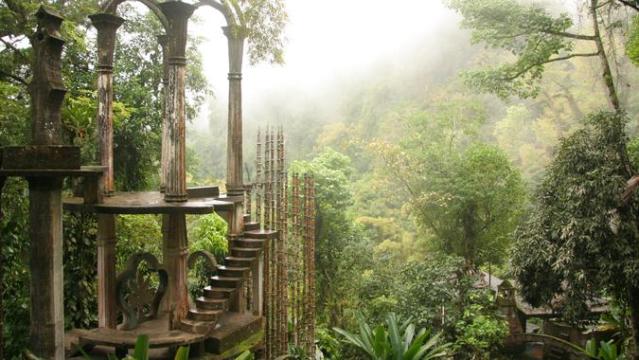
[333,313,450,360]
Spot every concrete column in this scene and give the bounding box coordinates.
[90,13,124,330]
[28,178,64,359]
[223,26,247,196]
[252,252,264,316]
[159,1,194,203]
[158,1,194,327]
[27,8,68,359]
[89,13,123,196]
[163,213,190,326]
[158,34,170,193]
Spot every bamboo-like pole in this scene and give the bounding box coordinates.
[281,170,289,354]
[308,176,316,354]
[302,174,307,351]
[290,173,299,346]
[263,127,271,359]
[299,174,304,348]
[265,128,271,230]
[278,128,288,355]
[256,129,262,227]
[272,132,277,358]
[270,129,276,230]
[273,127,280,356]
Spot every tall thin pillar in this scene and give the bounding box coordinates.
[90,13,124,330]
[224,26,247,197]
[159,1,195,326]
[161,1,193,203]
[158,34,170,193]
[27,8,69,359]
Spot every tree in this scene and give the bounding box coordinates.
[197,0,287,194]
[447,0,622,111]
[511,111,639,358]
[373,101,526,269]
[290,149,373,327]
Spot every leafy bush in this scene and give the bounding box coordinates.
[452,304,508,359]
[116,215,162,271]
[334,312,450,360]
[188,213,228,263]
[1,179,30,359]
[63,212,98,329]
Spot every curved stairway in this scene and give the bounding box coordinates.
[180,215,276,334]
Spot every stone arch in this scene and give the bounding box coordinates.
[100,0,169,30]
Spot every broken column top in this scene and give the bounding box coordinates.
[30,5,67,146]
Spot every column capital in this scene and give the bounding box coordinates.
[90,13,124,71]
[159,1,195,60]
[89,12,125,31]
[222,25,248,40]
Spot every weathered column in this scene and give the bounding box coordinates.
[28,8,68,359]
[223,26,247,197]
[158,34,170,193]
[160,1,193,203]
[28,178,64,359]
[159,1,194,326]
[89,13,123,196]
[162,213,189,325]
[89,13,124,330]
[252,252,264,316]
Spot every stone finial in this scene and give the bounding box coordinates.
[30,6,66,146]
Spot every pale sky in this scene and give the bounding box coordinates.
[189,0,457,129]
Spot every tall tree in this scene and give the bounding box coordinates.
[447,0,622,111]
[511,111,639,358]
[373,101,526,269]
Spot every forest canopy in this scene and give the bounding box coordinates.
[4,0,639,359]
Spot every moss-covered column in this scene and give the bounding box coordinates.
[223,25,247,197]
[158,34,170,193]
[159,1,194,326]
[160,1,193,203]
[27,8,68,359]
[89,12,124,330]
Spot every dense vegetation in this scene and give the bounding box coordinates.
[4,0,639,359]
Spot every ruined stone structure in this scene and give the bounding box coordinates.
[0,3,316,359]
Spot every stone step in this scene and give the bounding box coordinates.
[231,247,261,258]
[217,265,250,278]
[231,247,262,258]
[224,256,256,268]
[243,214,251,223]
[195,296,228,311]
[203,286,236,299]
[243,221,260,231]
[243,229,278,240]
[180,318,216,335]
[188,308,223,322]
[234,238,265,249]
[210,275,243,288]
